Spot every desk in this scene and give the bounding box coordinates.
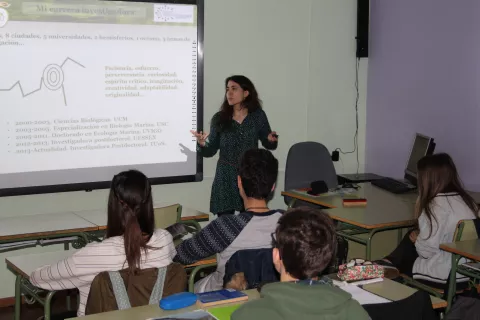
[0,205,209,252]
[180,210,210,222]
[0,212,96,252]
[68,277,446,319]
[68,289,259,320]
[6,250,77,320]
[440,239,480,311]
[362,278,447,309]
[185,257,217,268]
[73,206,210,231]
[282,184,417,259]
[5,251,216,319]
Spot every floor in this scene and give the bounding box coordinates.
[0,292,78,320]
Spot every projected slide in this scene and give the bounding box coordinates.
[0,0,201,194]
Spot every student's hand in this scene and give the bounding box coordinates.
[409,230,419,243]
[190,130,209,147]
[268,131,278,142]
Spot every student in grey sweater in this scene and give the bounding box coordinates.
[378,153,478,288]
[174,149,283,293]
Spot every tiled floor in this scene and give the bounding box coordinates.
[0,292,78,320]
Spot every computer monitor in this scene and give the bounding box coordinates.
[404,133,436,185]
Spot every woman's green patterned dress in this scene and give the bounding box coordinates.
[198,108,277,215]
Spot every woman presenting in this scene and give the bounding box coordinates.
[191,75,278,216]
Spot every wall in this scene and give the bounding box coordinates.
[0,0,366,298]
[307,0,367,172]
[366,0,480,191]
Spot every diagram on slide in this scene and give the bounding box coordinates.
[0,57,85,106]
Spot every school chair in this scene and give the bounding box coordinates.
[154,204,201,234]
[401,219,480,299]
[284,142,338,208]
[156,204,213,292]
[184,257,217,293]
[84,263,187,315]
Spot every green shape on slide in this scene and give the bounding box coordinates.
[208,304,242,320]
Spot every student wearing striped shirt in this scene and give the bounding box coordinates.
[30,170,176,317]
[174,148,283,293]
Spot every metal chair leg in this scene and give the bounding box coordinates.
[14,275,22,320]
[44,291,56,320]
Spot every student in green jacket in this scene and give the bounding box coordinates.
[232,207,370,320]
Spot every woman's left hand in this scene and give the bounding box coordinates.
[268,131,278,142]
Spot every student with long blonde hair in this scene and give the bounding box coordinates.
[378,153,478,287]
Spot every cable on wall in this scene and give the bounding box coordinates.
[334,57,360,174]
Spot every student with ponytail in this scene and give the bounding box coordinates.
[30,170,176,317]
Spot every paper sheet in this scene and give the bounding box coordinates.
[337,283,390,305]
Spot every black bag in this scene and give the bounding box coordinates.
[325,235,349,274]
[446,287,480,320]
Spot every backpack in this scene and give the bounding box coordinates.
[326,235,349,274]
[446,288,480,320]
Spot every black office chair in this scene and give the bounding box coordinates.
[284,142,338,207]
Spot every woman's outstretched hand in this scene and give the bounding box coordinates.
[267,131,279,142]
[190,130,209,147]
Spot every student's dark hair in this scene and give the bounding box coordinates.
[106,170,155,274]
[215,75,262,131]
[416,153,479,238]
[239,149,278,200]
[274,207,337,279]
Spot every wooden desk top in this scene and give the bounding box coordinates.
[6,251,216,280]
[440,239,480,261]
[283,184,417,229]
[180,207,210,222]
[68,278,446,319]
[72,210,106,229]
[6,250,76,279]
[0,212,98,241]
[74,206,209,231]
[68,289,260,320]
[185,257,217,268]
[281,190,340,208]
[362,277,447,309]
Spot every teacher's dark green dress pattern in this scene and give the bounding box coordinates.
[198,109,277,214]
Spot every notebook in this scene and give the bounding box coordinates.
[196,289,248,308]
[207,304,242,320]
[336,282,390,305]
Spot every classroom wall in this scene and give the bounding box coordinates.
[365,0,480,191]
[0,0,367,299]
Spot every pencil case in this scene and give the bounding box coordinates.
[337,259,384,281]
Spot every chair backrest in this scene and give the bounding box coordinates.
[85,263,187,315]
[223,248,279,290]
[285,142,337,205]
[154,204,182,229]
[108,266,167,310]
[454,218,480,242]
